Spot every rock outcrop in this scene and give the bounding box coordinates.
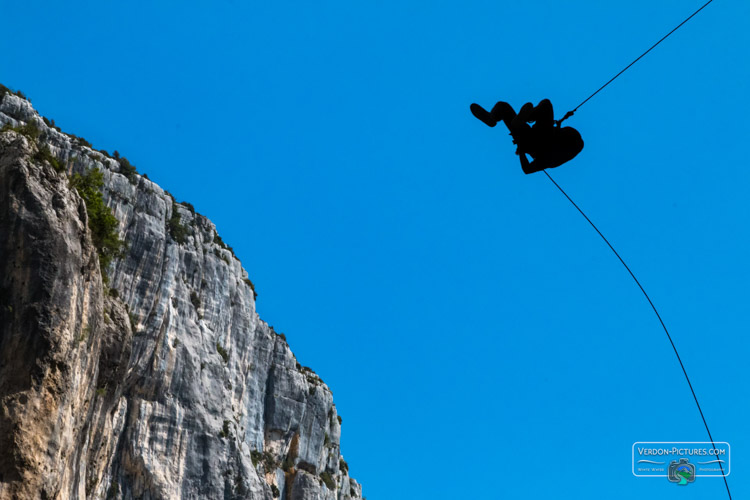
[0,92,362,500]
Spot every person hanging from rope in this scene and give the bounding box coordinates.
[470,99,584,174]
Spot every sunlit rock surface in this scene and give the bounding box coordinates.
[0,93,362,500]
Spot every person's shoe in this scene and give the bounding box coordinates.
[470,103,496,127]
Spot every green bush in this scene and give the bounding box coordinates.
[235,472,247,496]
[70,168,125,282]
[281,454,294,472]
[218,419,230,439]
[77,325,91,343]
[3,121,41,140]
[167,203,188,244]
[262,452,278,471]
[216,342,229,363]
[270,484,280,498]
[243,277,258,299]
[34,145,64,172]
[190,290,201,310]
[320,471,335,490]
[118,156,137,183]
[63,133,92,148]
[213,248,230,265]
[20,121,40,140]
[181,201,195,214]
[107,482,119,500]
[251,450,262,467]
[0,86,29,102]
[297,462,316,475]
[44,117,60,132]
[213,230,235,257]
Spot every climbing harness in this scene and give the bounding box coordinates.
[543,1,731,498]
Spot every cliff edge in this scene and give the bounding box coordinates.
[0,90,362,500]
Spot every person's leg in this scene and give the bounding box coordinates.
[470,101,520,129]
[469,100,533,152]
[470,103,497,127]
[490,101,518,130]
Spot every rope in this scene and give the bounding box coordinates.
[556,0,716,126]
[543,170,731,499]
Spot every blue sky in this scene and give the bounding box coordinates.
[3,1,748,498]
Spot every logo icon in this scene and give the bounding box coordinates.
[668,458,696,485]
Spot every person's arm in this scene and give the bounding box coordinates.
[518,152,533,174]
[519,152,549,174]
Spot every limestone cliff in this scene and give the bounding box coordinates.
[0,91,362,500]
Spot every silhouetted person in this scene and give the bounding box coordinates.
[470,99,583,174]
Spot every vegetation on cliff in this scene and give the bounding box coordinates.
[70,168,125,281]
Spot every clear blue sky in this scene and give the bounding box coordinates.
[3,1,748,498]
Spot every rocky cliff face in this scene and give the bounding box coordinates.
[0,92,362,500]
